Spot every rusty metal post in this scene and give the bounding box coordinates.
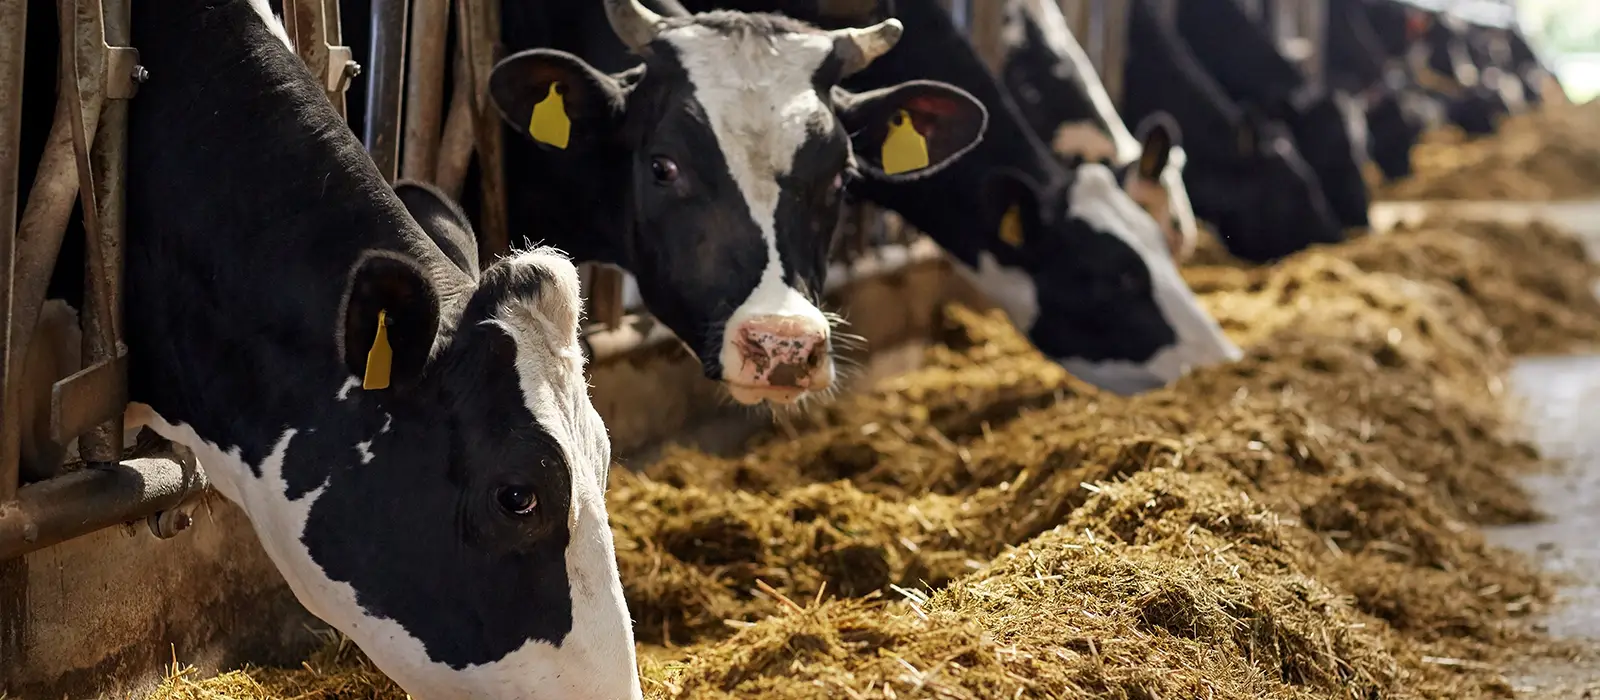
[3,0,110,497]
[458,0,509,263]
[283,0,358,119]
[364,0,409,182]
[585,265,626,330]
[0,448,207,561]
[1099,0,1129,106]
[70,0,136,467]
[402,0,449,182]
[0,0,26,503]
[968,0,1007,73]
[434,38,473,198]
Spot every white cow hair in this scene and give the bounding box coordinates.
[246,0,295,52]
[660,25,837,390]
[126,250,639,700]
[958,164,1239,395]
[1008,0,1198,257]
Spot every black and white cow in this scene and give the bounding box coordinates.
[686,0,1242,394]
[1121,0,1342,263]
[486,0,988,406]
[996,0,1201,261]
[16,0,640,696]
[1172,0,1372,231]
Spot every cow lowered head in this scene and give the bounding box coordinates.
[966,161,1242,396]
[118,1,640,696]
[488,0,987,406]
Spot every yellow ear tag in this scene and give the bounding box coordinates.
[881,110,930,175]
[363,310,393,391]
[999,205,1025,248]
[529,82,571,150]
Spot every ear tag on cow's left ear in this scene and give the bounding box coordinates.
[882,110,929,175]
[363,309,393,391]
[999,205,1025,248]
[529,82,571,150]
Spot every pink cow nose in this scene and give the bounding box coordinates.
[724,314,832,405]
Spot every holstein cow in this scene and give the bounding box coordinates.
[487,0,989,406]
[18,0,641,696]
[1325,0,1432,180]
[995,0,1200,261]
[1122,0,1342,263]
[673,0,1242,394]
[1172,0,1371,231]
[1362,0,1509,136]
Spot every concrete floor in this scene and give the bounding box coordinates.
[1489,354,1600,697]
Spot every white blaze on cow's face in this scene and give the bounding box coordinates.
[661,23,843,406]
[487,3,989,407]
[964,164,1240,396]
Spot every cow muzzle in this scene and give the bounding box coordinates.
[721,314,834,405]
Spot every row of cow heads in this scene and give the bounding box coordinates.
[489,0,987,406]
[973,116,1241,396]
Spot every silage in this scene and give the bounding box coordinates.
[145,217,1593,699]
[1376,100,1600,201]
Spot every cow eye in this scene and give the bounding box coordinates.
[495,485,539,517]
[650,156,679,184]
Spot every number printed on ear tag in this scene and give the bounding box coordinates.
[881,109,929,175]
[530,82,571,150]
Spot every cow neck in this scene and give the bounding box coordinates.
[841,0,1063,266]
[1122,0,1243,165]
[125,0,469,474]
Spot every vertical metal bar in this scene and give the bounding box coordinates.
[0,0,27,501]
[364,0,409,182]
[324,0,349,119]
[459,0,508,263]
[79,0,130,467]
[401,0,448,182]
[285,0,352,119]
[434,38,473,198]
[1100,0,1128,106]
[968,0,1006,73]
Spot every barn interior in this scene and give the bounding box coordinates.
[7,0,1600,699]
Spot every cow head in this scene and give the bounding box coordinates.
[1262,90,1372,230]
[965,163,1240,395]
[488,0,985,406]
[1116,113,1199,262]
[1184,107,1344,263]
[306,195,639,699]
[1363,88,1425,180]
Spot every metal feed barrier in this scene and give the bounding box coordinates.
[3,0,1475,570]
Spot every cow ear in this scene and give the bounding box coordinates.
[489,49,628,152]
[395,180,481,280]
[981,169,1041,250]
[833,81,987,180]
[341,252,443,392]
[1133,112,1180,180]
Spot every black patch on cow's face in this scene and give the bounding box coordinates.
[488,28,985,385]
[1266,94,1372,229]
[1185,116,1345,263]
[305,260,579,669]
[982,170,1177,365]
[1365,90,1423,180]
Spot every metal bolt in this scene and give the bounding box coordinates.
[337,60,364,93]
[131,64,149,84]
[148,508,194,540]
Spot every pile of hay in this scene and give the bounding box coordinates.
[1376,100,1600,200]
[1183,218,1600,356]
[147,219,1597,700]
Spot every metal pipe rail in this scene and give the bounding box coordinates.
[0,448,208,561]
